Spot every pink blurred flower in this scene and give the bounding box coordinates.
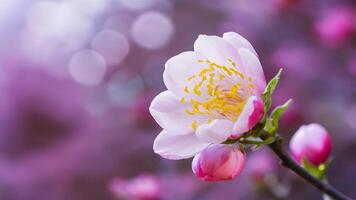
[314,8,355,47]
[247,149,276,183]
[289,123,332,166]
[270,43,322,78]
[110,174,160,200]
[150,32,266,160]
[192,144,246,181]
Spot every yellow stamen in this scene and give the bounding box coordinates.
[180,98,185,104]
[183,59,248,123]
[192,120,197,130]
[184,86,189,93]
[188,75,196,81]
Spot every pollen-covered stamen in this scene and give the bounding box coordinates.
[182,58,254,129]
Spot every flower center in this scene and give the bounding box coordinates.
[180,59,255,130]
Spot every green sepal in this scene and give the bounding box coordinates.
[239,135,276,147]
[223,138,239,144]
[264,99,292,135]
[302,158,327,179]
[261,69,283,114]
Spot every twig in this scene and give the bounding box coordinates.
[264,136,354,200]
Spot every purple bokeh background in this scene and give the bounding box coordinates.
[0,0,356,199]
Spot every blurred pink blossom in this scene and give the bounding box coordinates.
[247,148,276,183]
[110,174,160,200]
[289,123,332,166]
[271,43,322,78]
[192,144,246,181]
[314,8,355,47]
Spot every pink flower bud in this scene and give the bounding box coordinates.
[289,123,332,166]
[192,144,246,181]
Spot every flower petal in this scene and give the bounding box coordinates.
[150,90,195,135]
[238,48,266,95]
[231,96,264,138]
[194,35,237,67]
[163,51,207,98]
[193,34,266,95]
[196,119,234,143]
[153,130,210,160]
[223,32,257,56]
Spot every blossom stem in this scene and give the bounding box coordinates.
[263,134,354,200]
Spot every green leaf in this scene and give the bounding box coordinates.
[264,99,292,135]
[262,69,283,113]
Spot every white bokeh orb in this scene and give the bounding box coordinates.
[131,11,174,50]
[69,49,107,86]
[118,0,157,10]
[91,30,130,65]
[26,1,92,49]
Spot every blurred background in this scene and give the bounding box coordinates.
[0,0,356,199]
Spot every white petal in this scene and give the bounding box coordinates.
[196,119,234,143]
[193,34,265,95]
[163,51,207,98]
[153,130,210,160]
[194,35,237,67]
[223,32,257,56]
[231,96,264,138]
[150,90,195,135]
[238,48,266,95]
[222,32,266,95]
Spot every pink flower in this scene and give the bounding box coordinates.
[314,8,355,47]
[289,123,332,166]
[110,174,160,200]
[247,148,276,183]
[192,144,246,181]
[150,32,266,160]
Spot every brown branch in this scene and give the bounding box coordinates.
[265,136,354,200]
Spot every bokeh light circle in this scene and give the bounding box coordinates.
[131,11,174,50]
[26,1,92,39]
[91,29,130,65]
[118,0,157,10]
[69,49,107,86]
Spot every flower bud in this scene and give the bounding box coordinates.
[289,123,332,166]
[192,144,246,181]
